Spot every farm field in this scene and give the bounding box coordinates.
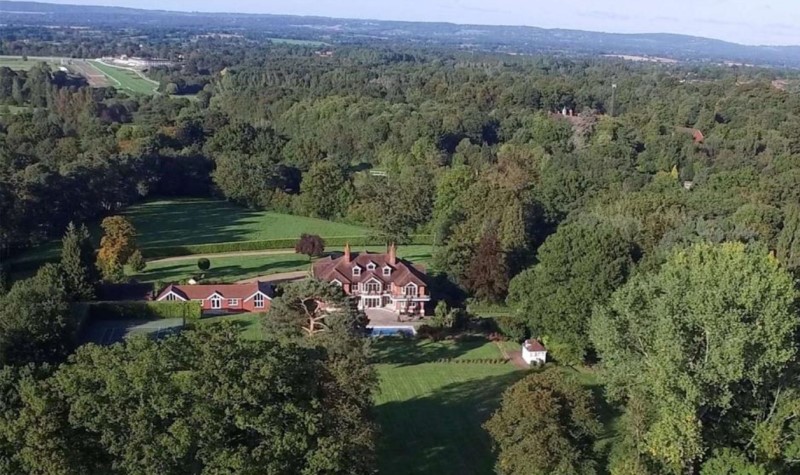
[0,55,59,70]
[89,60,158,94]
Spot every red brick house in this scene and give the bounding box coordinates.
[155,281,274,313]
[312,244,430,315]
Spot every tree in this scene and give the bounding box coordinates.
[776,203,800,275]
[300,160,353,219]
[462,232,509,302]
[508,217,635,364]
[484,368,601,475]
[0,264,73,365]
[97,215,138,281]
[39,323,378,474]
[126,250,146,273]
[590,243,799,473]
[60,222,98,301]
[295,234,325,259]
[264,279,368,338]
[197,257,211,272]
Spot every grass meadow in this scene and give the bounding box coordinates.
[0,56,58,70]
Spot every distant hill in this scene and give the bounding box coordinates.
[3,0,800,68]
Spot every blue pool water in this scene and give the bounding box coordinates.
[369,326,416,337]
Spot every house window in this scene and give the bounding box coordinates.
[210,296,222,309]
[383,267,391,276]
[228,298,239,306]
[405,284,418,296]
[352,267,361,276]
[364,281,381,293]
[254,294,265,308]
[367,262,376,270]
[165,293,178,301]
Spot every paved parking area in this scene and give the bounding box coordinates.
[366,308,424,327]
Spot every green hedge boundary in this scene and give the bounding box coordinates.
[84,301,202,323]
[141,234,434,259]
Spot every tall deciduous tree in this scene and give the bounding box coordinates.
[591,242,799,473]
[60,222,98,301]
[97,215,138,281]
[463,231,510,302]
[777,203,800,275]
[300,160,353,219]
[0,264,73,365]
[508,217,635,364]
[485,368,601,475]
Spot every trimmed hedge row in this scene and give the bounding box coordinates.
[86,301,202,322]
[430,358,510,365]
[141,234,434,259]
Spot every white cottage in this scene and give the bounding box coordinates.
[522,339,547,364]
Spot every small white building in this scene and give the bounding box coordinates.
[522,339,547,364]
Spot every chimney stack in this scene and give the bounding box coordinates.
[388,243,396,265]
[344,243,351,263]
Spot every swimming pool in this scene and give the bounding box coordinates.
[368,326,417,337]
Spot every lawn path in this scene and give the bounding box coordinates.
[234,270,309,284]
[147,249,299,263]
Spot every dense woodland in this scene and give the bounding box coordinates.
[1,24,800,474]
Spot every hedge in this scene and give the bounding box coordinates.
[86,301,202,323]
[141,234,434,259]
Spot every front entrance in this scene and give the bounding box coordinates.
[363,297,382,308]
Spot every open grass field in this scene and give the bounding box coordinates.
[11,198,373,265]
[197,313,265,340]
[89,60,158,95]
[0,55,58,70]
[128,199,371,248]
[268,37,328,46]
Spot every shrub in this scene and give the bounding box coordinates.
[495,315,528,342]
[127,250,146,272]
[295,234,325,258]
[197,258,210,271]
[87,301,202,322]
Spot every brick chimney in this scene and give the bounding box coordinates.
[387,243,397,265]
[344,243,351,263]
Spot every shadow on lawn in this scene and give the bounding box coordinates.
[375,371,526,475]
[138,259,308,283]
[370,338,496,366]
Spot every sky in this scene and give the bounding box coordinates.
[27,0,800,46]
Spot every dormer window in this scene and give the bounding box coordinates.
[383,266,392,277]
[352,266,361,276]
[367,262,376,271]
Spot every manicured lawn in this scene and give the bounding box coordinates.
[127,199,370,248]
[11,198,372,265]
[371,337,507,364]
[129,253,311,283]
[196,313,264,340]
[89,60,158,95]
[375,358,522,475]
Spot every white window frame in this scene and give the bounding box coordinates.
[352,266,361,277]
[332,279,343,287]
[364,281,382,293]
[367,262,376,271]
[228,298,239,306]
[254,293,265,309]
[405,283,418,296]
[165,293,178,301]
[210,296,222,309]
[382,266,392,277]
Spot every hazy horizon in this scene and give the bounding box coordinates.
[6,0,800,46]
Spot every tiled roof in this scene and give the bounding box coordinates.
[312,251,426,287]
[157,281,274,301]
[524,339,546,352]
